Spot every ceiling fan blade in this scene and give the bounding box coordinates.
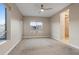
[39,11,42,14]
[39,10,44,14]
[44,8,52,10]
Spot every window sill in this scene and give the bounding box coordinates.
[0,40,7,45]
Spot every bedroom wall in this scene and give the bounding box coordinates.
[50,14,60,40]
[23,16,51,38]
[50,3,79,48]
[0,4,23,54]
[69,4,79,47]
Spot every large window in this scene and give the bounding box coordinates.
[0,4,7,40]
[30,22,43,31]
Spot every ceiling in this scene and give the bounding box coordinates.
[16,3,70,17]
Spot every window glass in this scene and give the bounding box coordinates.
[30,22,43,30]
[0,4,7,40]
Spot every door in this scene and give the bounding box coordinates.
[60,9,70,44]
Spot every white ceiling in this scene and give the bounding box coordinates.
[16,3,70,17]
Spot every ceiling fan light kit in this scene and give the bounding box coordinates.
[40,4,52,12]
[40,9,44,12]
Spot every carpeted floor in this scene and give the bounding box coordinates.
[9,38,79,55]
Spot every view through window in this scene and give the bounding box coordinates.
[0,4,7,40]
[30,22,43,31]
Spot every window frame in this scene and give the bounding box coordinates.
[5,7,7,40]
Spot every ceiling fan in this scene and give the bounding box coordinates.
[40,4,52,12]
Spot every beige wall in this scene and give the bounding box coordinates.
[50,14,60,40]
[0,4,23,54]
[23,16,51,38]
[69,4,79,47]
[50,4,79,48]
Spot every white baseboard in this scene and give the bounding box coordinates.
[4,39,21,55]
[51,37,79,49]
[23,36,50,39]
[68,44,79,49]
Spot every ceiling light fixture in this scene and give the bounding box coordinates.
[40,9,44,12]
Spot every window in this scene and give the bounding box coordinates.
[30,22,43,31]
[0,4,7,40]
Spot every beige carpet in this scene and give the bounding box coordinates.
[9,38,79,55]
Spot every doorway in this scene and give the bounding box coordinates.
[60,9,70,44]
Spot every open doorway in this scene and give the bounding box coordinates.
[60,9,70,44]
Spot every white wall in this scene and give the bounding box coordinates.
[23,16,51,38]
[69,4,79,47]
[50,4,79,48]
[0,4,23,54]
[50,14,60,40]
